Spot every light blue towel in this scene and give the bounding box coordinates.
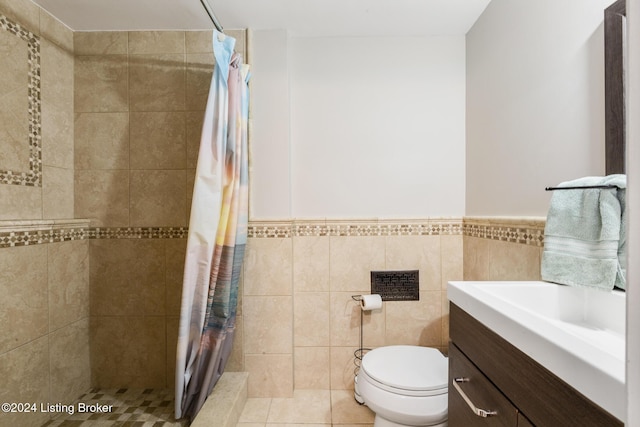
[541,175,626,290]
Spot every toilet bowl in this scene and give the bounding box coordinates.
[355,345,448,427]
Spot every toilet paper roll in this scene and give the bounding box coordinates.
[360,294,383,311]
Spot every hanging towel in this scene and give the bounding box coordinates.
[541,175,626,290]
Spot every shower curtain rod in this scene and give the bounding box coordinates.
[199,0,224,33]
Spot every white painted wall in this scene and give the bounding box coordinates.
[289,36,465,218]
[466,0,613,216]
[627,0,639,424]
[249,30,292,219]
[249,33,466,219]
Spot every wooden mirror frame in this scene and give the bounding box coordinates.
[605,0,626,174]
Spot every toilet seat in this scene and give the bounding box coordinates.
[361,345,448,397]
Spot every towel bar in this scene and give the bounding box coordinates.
[545,184,620,191]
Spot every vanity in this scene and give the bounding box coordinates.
[447,281,625,426]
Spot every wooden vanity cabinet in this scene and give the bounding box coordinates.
[449,343,520,426]
[448,303,623,427]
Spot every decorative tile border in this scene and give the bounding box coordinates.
[462,217,546,247]
[250,217,545,247]
[87,227,188,240]
[0,217,547,248]
[0,13,42,187]
[0,220,90,248]
[250,218,464,238]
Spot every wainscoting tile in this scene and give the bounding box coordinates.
[0,244,47,354]
[166,315,179,389]
[0,336,49,426]
[91,316,166,388]
[165,239,187,316]
[245,354,293,398]
[488,239,542,280]
[462,236,491,280]
[294,292,330,347]
[385,235,441,291]
[293,236,330,293]
[243,296,292,354]
[384,290,443,347]
[90,239,165,316]
[48,240,89,330]
[329,236,385,293]
[294,346,330,390]
[49,318,91,403]
[441,234,463,289]
[243,237,292,296]
[329,292,384,348]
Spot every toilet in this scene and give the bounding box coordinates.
[355,345,448,427]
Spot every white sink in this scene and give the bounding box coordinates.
[448,281,626,421]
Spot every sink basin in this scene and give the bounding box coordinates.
[448,281,626,421]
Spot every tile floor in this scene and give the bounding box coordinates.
[40,388,374,427]
[41,388,187,427]
[237,389,375,427]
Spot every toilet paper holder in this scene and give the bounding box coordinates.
[351,294,382,380]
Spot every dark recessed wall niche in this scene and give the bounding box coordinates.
[605,0,626,175]
[0,13,41,187]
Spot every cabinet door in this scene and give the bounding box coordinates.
[449,344,518,426]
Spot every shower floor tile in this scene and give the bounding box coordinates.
[41,388,188,427]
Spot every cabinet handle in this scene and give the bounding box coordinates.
[452,377,498,418]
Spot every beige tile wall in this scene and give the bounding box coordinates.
[0,1,88,425]
[237,217,545,398]
[462,217,545,281]
[75,29,248,389]
[0,227,90,426]
[240,220,464,398]
[0,0,74,220]
[73,29,246,228]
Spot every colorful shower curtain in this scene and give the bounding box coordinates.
[175,30,250,421]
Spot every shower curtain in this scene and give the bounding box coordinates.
[175,30,250,421]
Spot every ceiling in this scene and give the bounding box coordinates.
[31,0,491,37]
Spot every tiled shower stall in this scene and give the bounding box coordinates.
[0,1,546,425]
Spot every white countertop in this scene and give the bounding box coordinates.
[448,281,626,422]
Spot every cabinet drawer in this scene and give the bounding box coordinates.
[449,343,518,427]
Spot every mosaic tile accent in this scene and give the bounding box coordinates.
[252,218,464,238]
[0,218,546,248]
[462,217,546,247]
[87,227,188,240]
[0,13,41,187]
[42,388,187,427]
[0,221,89,248]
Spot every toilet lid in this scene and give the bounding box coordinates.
[361,345,448,392]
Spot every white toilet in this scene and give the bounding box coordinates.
[355,345,448,427]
